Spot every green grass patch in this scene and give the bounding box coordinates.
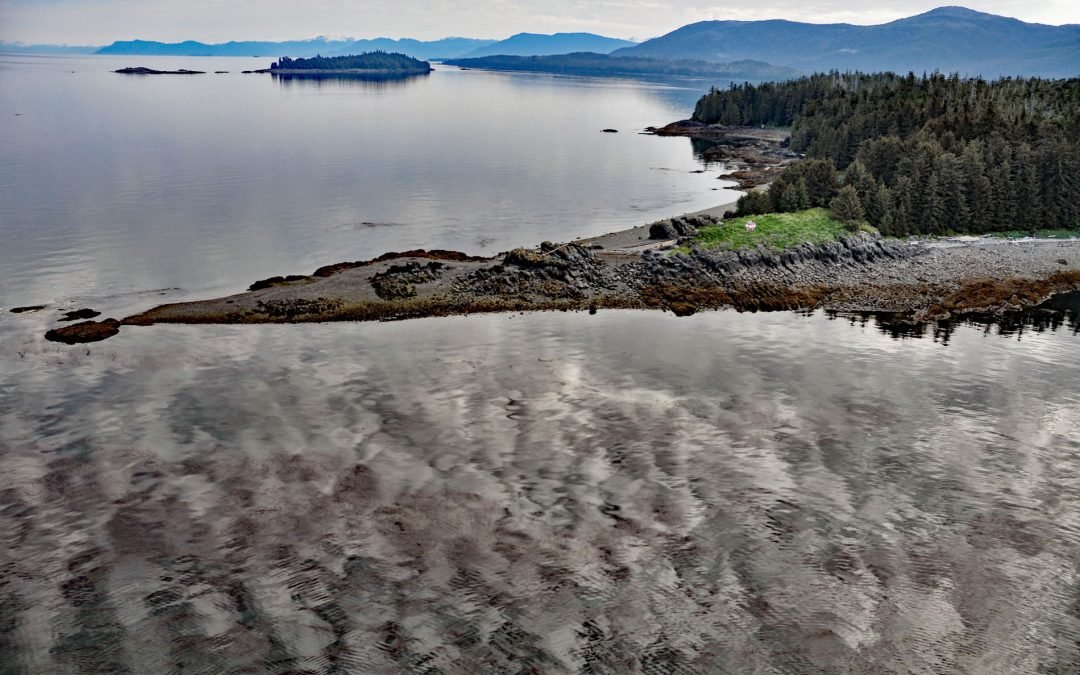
[686,208,872,252]
[989,229,1080,240]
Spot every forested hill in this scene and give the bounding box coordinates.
[700,73,1080,236]
[269,52,431,72]
[444,53,799,81]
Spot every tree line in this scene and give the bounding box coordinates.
[270,52,431,71]
[694,72,1080,235]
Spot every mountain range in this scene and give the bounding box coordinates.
[94,37,496,60]
[459,33,635,57]
[613,7,1080,78]
[0,42,98,54]
[6,8,1079,78]
[92,33,637,60]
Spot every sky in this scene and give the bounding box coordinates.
[1,0,1078,45]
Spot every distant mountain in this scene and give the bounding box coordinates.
[461,33,636,58]
[445,52,799,81]
[613,7,1080,78]
[96,37,496,60]
[0,42,99,55]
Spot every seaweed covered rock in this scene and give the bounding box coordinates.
[460,243,616,299]
[370,261,446,300]
[45,319,121,344]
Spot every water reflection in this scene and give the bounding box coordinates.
[1,309,1078,672]
[272,71,432,89]
[832,292,1080,345]
[0,55,737,310]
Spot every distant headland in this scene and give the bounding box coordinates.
[113,67,205,75]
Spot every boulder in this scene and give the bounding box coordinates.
[649,221,680,240]
[45,319,120,344]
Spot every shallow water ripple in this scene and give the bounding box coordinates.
[1,310,1079,673]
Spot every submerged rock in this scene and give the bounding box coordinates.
[60,308,101,322]
[10,305,46,314]
[45,319,120,344]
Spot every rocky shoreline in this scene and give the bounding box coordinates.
[41,210,1080,344]
[645,123,800,190]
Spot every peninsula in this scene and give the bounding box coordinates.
[43,198,1080,345]
[43,72,1080,344]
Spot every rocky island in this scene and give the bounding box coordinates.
[114,67,205,74]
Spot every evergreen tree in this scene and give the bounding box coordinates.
[692,72,1080,236]
[830,185,865,227]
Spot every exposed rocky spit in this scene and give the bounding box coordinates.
[38,210,1079,344]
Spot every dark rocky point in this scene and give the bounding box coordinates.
[249,275,308,291]
[45,319,121,344]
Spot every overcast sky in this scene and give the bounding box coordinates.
[2,0,1077,45]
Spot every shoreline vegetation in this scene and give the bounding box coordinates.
[45,71,1080,344]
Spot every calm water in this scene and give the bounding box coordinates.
[2,310,1080,673]
[0,54,732,312]
[3,54,1080,674]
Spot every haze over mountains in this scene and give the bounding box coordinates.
[0,42,98,54]
[460,33,635,58]
[94,37,496,60]
[89,32,636,59]
[4,7,1077,78]
[615,7,1080,78]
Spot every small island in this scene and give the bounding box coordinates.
[114,67,205,75]
[267,51,433,75]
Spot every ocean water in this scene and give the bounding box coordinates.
[2,54,1080,674]
[0,54,733,314]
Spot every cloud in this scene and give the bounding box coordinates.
[2,0,1078,45]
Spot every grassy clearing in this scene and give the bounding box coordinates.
[686,208,872,252]
[989,229,1080,240]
